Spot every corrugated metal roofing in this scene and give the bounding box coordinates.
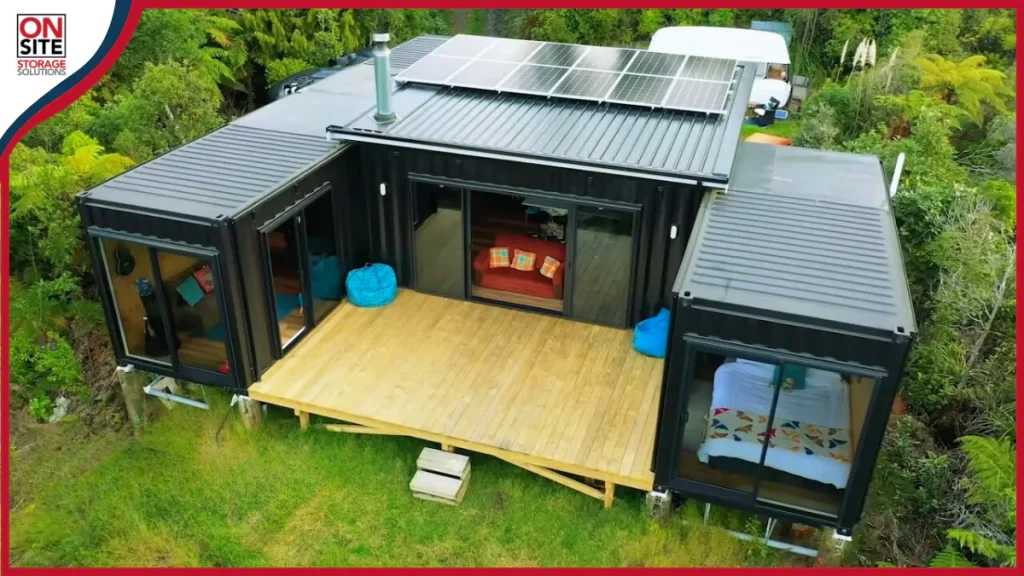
[676,143,916,334]
[82,35,445,220]
[364,34,449,71]
[341,61,755,184]
[81,124,340,220]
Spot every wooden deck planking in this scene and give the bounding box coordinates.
[249,290,664,490]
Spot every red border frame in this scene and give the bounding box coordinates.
[1,2,1021,573]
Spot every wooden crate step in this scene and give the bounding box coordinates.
[417,447,470,479]
[410,469,471,506]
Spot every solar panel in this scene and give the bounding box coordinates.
[552,69,620,99]
[394,34,740,115]
[679,56,737,82]
[448,59,520,88]
[574,46,636,72]
[664,79,730,113]
[481,38,543,62]
[397,54,472,84]
[528,43,587,67]
[607,74,673,106]
[626,51,686,76]
[432,34,497,57]
[498,64,567,94]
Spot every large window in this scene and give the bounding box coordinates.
[676,347,874,518]
[97,236,231,382]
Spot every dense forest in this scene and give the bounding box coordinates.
[8,9,1016,567]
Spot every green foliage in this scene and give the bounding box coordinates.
[855,415,959,565]
[29,396,55,422]
[265,57,313,85]
[94,61,224,161]
[915,54,1010,123]
[792,105,839,149]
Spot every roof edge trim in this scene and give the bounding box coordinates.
[331,129,711,186]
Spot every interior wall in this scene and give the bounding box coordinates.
[847,376,874,458]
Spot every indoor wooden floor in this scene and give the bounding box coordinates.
[249,290,665,492]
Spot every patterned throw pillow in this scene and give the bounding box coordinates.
[511,249,536,272]
[539,256,561,279]
[489,246,510,268]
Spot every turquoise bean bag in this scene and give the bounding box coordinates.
[634,308,671,358]
[346,263,397,308]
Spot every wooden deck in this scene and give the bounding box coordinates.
[248,290,664,503]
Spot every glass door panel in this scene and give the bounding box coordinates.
[572,205,635,326]
[266,214,309,350]
[469,189,567,313]
[98,238,173,365]
[304,190,343,322]
[752,366,875,519]
[154,251,229,375]
[412,182,465,299]
[676,350,777,497]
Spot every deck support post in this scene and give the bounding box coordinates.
[603,481,615,509]
[441,443,455,453]
[116,365,147,434]
[237,396,263,429]
[296,409,310,430]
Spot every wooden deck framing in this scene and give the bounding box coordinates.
[249,290,664,506]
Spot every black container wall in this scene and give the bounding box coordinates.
[77,203,254,391]
[359,145,704,323]
[232,147,368,381]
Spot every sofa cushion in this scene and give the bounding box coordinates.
[539,256,561,279]
[489,246,511,268]
[511,249,536,272]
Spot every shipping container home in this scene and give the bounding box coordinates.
[653,143,916,538]
[80,34,915,540]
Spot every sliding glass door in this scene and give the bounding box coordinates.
[571,205,636,327]
[262,186,344,356]
[412,182,465,299]
[670,341,877,521]
[469,189,569,314]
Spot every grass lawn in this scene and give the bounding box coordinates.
[9,395,804,567]
[740,118,802,141]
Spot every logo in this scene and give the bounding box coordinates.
[17,14,67,76]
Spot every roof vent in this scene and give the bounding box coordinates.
[371,32,396,124]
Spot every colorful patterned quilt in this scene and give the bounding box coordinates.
[706,407,852,464]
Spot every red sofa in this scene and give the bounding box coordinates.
[472,233,566,299]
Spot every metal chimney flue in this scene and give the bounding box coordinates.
[371,32,396,124]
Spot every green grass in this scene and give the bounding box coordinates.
[740,119,802,141]
[10,396,800,567]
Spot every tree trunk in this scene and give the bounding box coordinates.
[957,242,1016,389]
[485,10,503,36]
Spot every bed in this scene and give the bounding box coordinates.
[696,359,853,489]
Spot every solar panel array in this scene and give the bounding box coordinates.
[394,35,738,114]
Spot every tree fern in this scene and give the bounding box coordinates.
[960,435,1016,527]
[929,545,977,567]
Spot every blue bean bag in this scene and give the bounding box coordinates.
[346,263,397,308]
[634,307,671,358]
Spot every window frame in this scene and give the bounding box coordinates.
[90,228,237,388]
[666,336,886,527]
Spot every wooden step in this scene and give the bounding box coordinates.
[410,469,471,506]
[417,447,470,479]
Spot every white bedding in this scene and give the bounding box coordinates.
[696,360,853,489]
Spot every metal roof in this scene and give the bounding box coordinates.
[80,124,340,220]
[80,35,444,221]
[363,34,450,71]
[338,60,755,184]
[675,143,916,335]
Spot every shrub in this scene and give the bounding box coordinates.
[792,105,840,149]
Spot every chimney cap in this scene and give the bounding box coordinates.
[371,32,390,43]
